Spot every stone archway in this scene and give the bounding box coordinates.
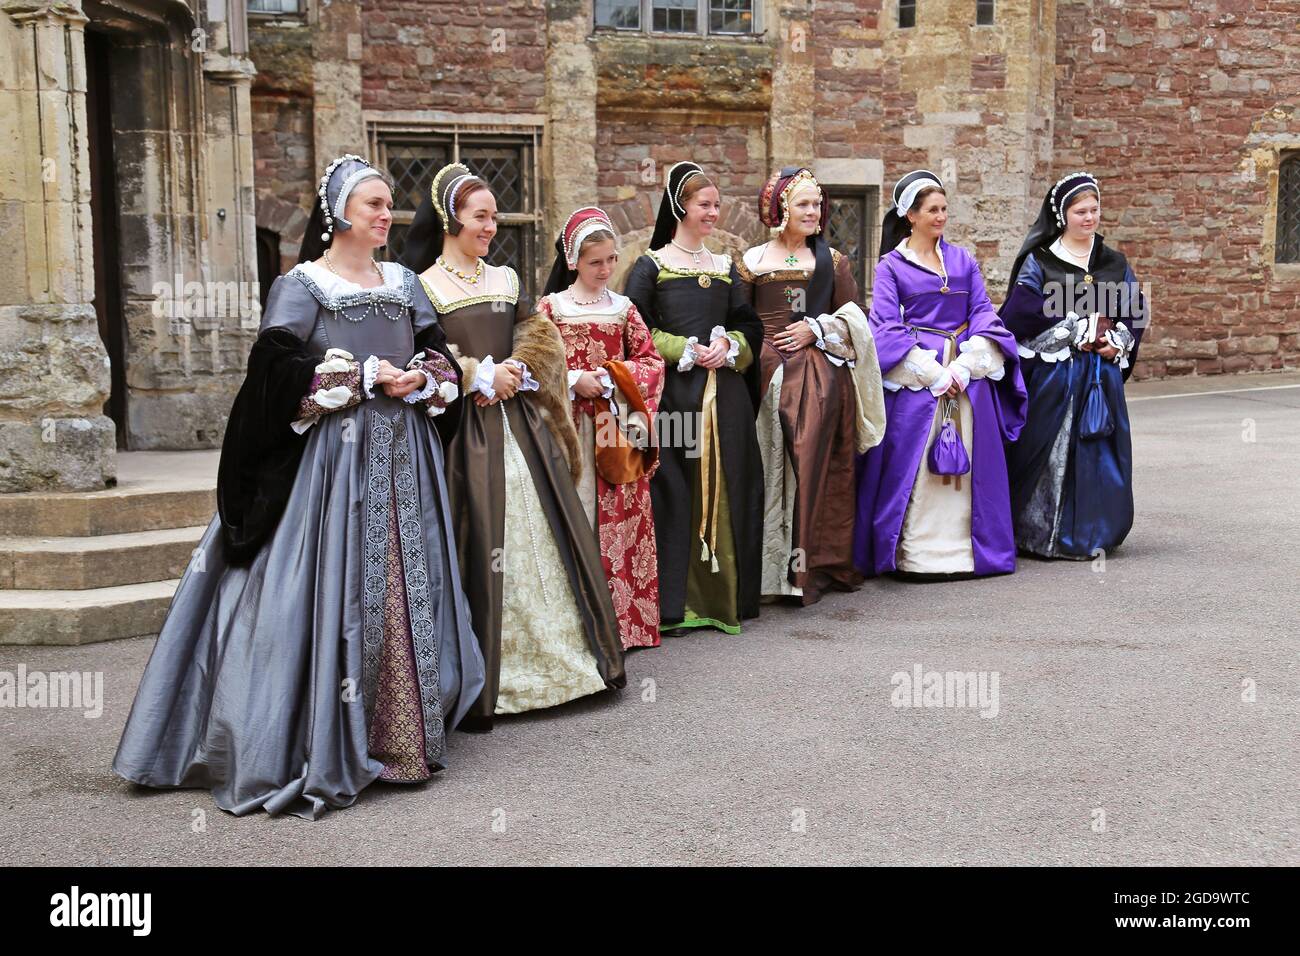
[81,0,259,451]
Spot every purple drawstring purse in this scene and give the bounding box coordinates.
[928,397,970,488]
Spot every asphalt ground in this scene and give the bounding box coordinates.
[2,372,1297,865]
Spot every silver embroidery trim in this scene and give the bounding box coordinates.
[290,265,416,312]
[361,409,393,725]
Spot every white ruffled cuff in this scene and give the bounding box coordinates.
[504,358,540,393]
[567,368,614,401]
[806,317,849,367]
[928,367,957,397]
[472,355,498,398]
[402,369,438,404]
[678,337,701,373]
[723,332,741,368]
[883,345,943,393]
[361,354,379,400]
[1107,323,1135,369]
[953,335,1006,383]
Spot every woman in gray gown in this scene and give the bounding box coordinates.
[112,155,486,820]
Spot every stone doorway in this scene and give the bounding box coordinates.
[85,28,127,449]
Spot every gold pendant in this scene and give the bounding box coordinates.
[1084,274,1094,284]
[940,285,950,294]
[698,274,712,288]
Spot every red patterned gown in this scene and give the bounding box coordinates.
[540,290,666,649]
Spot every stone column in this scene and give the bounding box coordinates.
[0,0,115,492]
[769,1,815,171]
[543,0,598,240]
[313,0,365,166]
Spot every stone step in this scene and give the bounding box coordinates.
[0,526,207,590]
[0,579,177,646]
[0,450,218,537]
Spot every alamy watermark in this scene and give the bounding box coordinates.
[151,275,262,332]
[890,663,1000,718]
[1043,275,1152,329]
[0,665,103,718]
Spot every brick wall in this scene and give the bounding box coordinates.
[1054,0,1300,378]
[360,0,547,112]
[596,115,767,259]
[249,20,316,267]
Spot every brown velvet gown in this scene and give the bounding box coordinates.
[736,248,864,605]
[422,270,624,728]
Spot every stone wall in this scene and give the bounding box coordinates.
[591,25,776,283]
[810,0,1056,290]
[1055,0,1300,379]
[360,0,548,112]
[0,3,114,491]
[241,0,1300,383]
[250,16,315,268]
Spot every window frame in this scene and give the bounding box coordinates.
[1276,150,1300,265]
[366,118,545,286]
[976,0,995,26]
[594,0,763,38]
[247,0,306,18]
[823,185,880,297]
[898,0,917,30]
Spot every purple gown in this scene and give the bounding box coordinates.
[852,240,1028,576]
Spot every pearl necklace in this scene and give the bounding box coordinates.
[323,248,384,284]
[1061,235,1093,262]
[670,238,707,267]
[568,287,609,307]
[319,250,402,322]
[437,254,484,286]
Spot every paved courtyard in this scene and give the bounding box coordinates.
[2,372,1297,865]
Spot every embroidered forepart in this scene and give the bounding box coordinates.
[390,414,447,760]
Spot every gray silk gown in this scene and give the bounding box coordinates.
[112,260,485,820]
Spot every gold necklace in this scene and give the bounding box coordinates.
[437,254,484,286]
[323,248,384,284]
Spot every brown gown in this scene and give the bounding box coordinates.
[423,271,624,728]
[736,248,864,605]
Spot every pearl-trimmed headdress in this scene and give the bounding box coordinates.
[759,166,826,234]
[561,206,617,268]
[666,161,707,221]
[316,154,380,243]
[431,162,475,232]
[1050,171,1100,227]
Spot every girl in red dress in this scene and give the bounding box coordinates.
[537,208,666,649]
